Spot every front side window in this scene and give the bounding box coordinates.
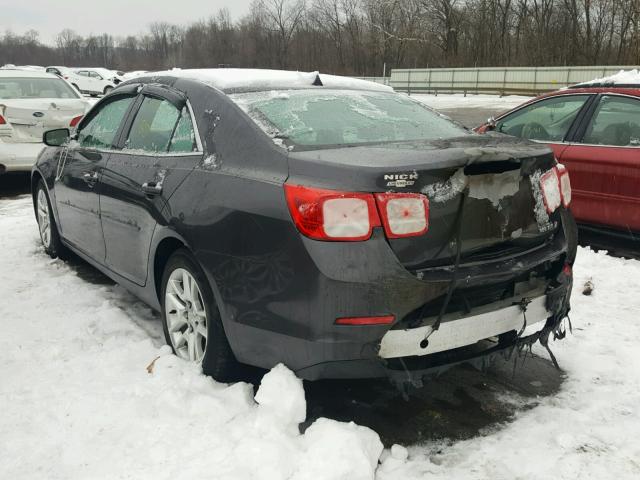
[90,71,103,80]
[497,95,590,142]
[230,89,467,150]
[582,96,640,147]
[0,77,80,99]
[77,96,135,149]
[125,97,182,153]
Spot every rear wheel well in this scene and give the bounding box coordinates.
[153,237,186,301]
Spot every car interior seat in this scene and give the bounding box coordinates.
[600,123,631,146]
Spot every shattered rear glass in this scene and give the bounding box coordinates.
[230,90,468,150]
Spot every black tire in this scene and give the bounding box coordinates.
[35,180,67,259]
[160,249,239,381]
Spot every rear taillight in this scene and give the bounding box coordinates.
[69,115,83,128]
[556,163,571,208]
[0,114,6,125]
[540,168,561,213]
[284,184,380,241]
[540,165,571,213]
[375,193,429,238]
[285,184,430,241]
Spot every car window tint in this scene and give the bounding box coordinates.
[169,108,197,153]
[77,96,134,149]
[496,95,589,142]
[582,96,640,147]
[125,97,180,153]
[231,90,467,150]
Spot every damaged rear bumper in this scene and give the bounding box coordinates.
[296,276,572,382]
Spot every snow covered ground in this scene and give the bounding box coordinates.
[1,195,640,479]
[412,93,531,112]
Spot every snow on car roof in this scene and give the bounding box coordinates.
[573,69,640,87]
[141,68,393,93]
[0,69,59,79]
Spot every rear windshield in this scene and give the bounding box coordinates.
[0,77,80,99]
[230,89,467,150]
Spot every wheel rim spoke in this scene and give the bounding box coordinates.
[195,324,207,339]
[187,332,197,361]
[168,317,187,333]
[166,292,186,313]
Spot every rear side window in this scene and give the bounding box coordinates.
[0,77,79,99]
[169,108,197,153]
[497,95,589,142]
[582,96,640,147]
[77,96,135,149]
[125,97,195,153]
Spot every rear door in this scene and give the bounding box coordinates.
[55,93,138,260]
[559,94,640,231]
[100,86,203,285]
[495,94,594,160]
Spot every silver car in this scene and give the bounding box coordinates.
[0,69,89,173]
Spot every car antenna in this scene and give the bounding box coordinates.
[312,74,323,86]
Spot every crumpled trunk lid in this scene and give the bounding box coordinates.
[0,99,87,143]
[287,134,559,269]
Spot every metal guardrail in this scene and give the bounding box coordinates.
[387,66,640,95]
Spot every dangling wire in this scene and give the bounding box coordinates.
[419,191,467,347]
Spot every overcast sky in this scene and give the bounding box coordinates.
[0,0,254,44]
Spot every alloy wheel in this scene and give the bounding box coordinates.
[165,268,208,363]
[37,189,51,248]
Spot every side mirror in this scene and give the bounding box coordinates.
[486,116,497,131]
[43,128,70,147]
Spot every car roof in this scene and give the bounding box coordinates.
[135,68,394,93]
[532,86,640,101]
[0,69,60,79]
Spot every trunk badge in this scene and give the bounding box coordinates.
[32,112,44,118]
[383,172,418,188]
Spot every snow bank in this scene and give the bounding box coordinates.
[577,69,640,86]
[0,196,383,480]
[138,68,393,93]
[3,193,640,479]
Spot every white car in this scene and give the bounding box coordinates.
[72,68,119,96]
[45,66,88,93]
[0,70,89,173]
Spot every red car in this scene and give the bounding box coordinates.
[476,83,640,236]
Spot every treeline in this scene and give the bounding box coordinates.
[1,0,639,76]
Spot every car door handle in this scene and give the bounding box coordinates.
[142,182,163,196]
[82,171,98,185]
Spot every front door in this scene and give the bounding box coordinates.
[560,94,640,231]
[100,92,202,285]
[55,94,137,261]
